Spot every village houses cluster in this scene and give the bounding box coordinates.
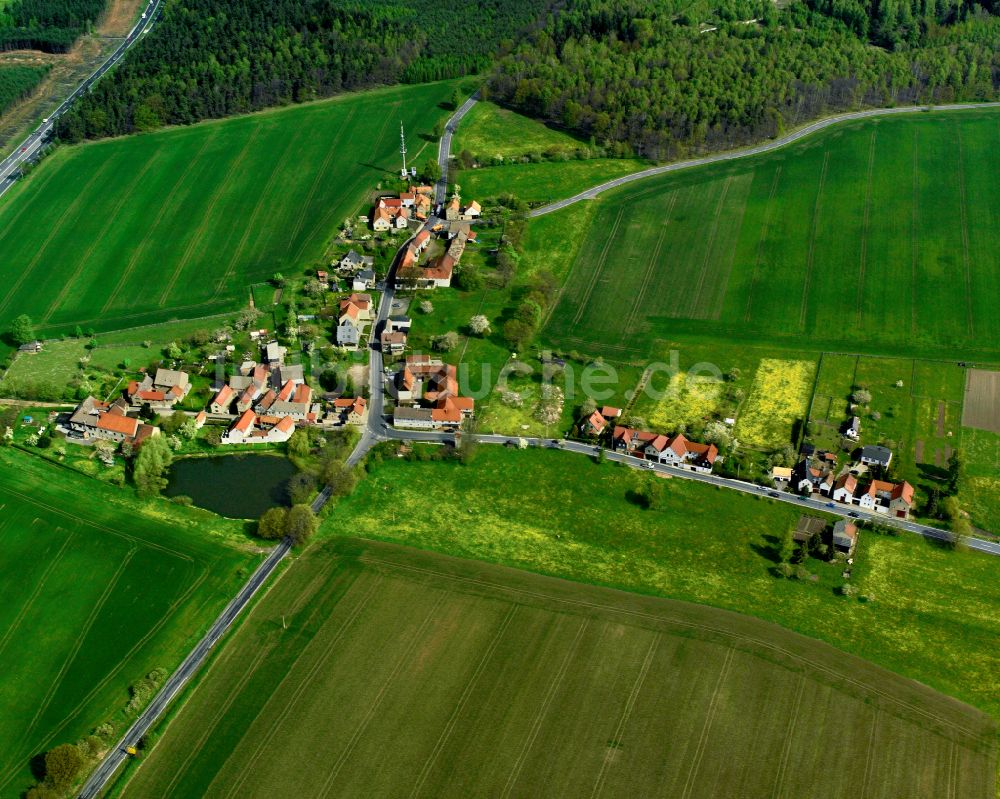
[774,444,914,519]
[390,355,475,430]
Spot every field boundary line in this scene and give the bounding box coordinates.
[855,131,876,327]
[500,618,590,799]
[41,150,165,324]
[744,166,782,321]
[24,547,137,740]
[679,646,736,799]
[159,644,274,799]
[710,174,752,320]
[624,202,672,335]
[157,127,261,307]
[798,151,829,330]
[947,740,958,799]
[407,604,519,799]
[690,175,731,317]
[858,709,880,797]
[286,105,357,250]
[300,100,402,266]
[358,556,993,744]
[0,484,194,559]
[0,531,74,660]
[218,574,385,799]
[317,593,448,798]
[954,126,975,337]
[570,206,625,329]
[0,165,61,251]
[0,159,114,317]
[212,129,305,298]
[589,632,660,799]
[769,673,806,799]
[101,131,218,314]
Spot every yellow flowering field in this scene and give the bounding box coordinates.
[736,358,816,449]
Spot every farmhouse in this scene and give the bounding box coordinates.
[331,396,368,425]
[860,445,892,469]
[353,269,376,291]
[337,249,373,274]
[581,410,607,436]
[832,519,859,554]
[125,368,191,410]
[380,325,408,356]
[337,319,361,349]
[371,196,411,230]
[222,411,296,445]
[793,458,834,495]
[390,356,475,426]
[18,340,43,354]
[611,426,718,473]
[68,396,158,445]
[856,479,914,518]
[264,341,287,366]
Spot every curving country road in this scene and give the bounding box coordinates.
[528,101,1000,218]
[0,0,165,200]
[434,92,479,206]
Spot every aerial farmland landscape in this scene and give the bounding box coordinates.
[0,0,998,797]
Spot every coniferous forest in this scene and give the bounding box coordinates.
[55,0,551,141]
[0,0,108,53]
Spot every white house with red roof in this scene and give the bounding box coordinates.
[612,426,718,473]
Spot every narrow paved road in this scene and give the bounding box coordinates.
[529,101,1000,218]
[77,538,291,798]
[0,0,164,200]
[434,93,478,206]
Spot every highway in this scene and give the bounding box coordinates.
[77,538,291,798]
[0,0,164,200]
[528,101,1000,218]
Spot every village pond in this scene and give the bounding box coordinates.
[165,454,297,518]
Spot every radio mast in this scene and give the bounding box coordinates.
[399,121,408,178]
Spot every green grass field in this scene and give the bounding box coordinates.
[541,109,1000,362]
[0,448,255,797]
[0,80,461,338]
[457,158,646,204]
[452,100,586,159]
[319,448,1000,733]
[119,537,996,799]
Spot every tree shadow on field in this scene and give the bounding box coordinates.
[916,462,948,482]
[29,751,46,781]
[751,533,783,564]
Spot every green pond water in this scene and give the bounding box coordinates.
[165,454,296,518]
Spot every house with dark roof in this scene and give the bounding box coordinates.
[860,445,892,468]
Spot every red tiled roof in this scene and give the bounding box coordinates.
[277,380,295,402]
[275,416,295,433]
[293,385,312,404]
[97,413,139,437]
[212,385,234,407]
[232,409,255,433]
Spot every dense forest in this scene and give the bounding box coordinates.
[55,0,553,141]
[488,0,1000,159]
[0,0,107,53]
[0,65,49,113]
